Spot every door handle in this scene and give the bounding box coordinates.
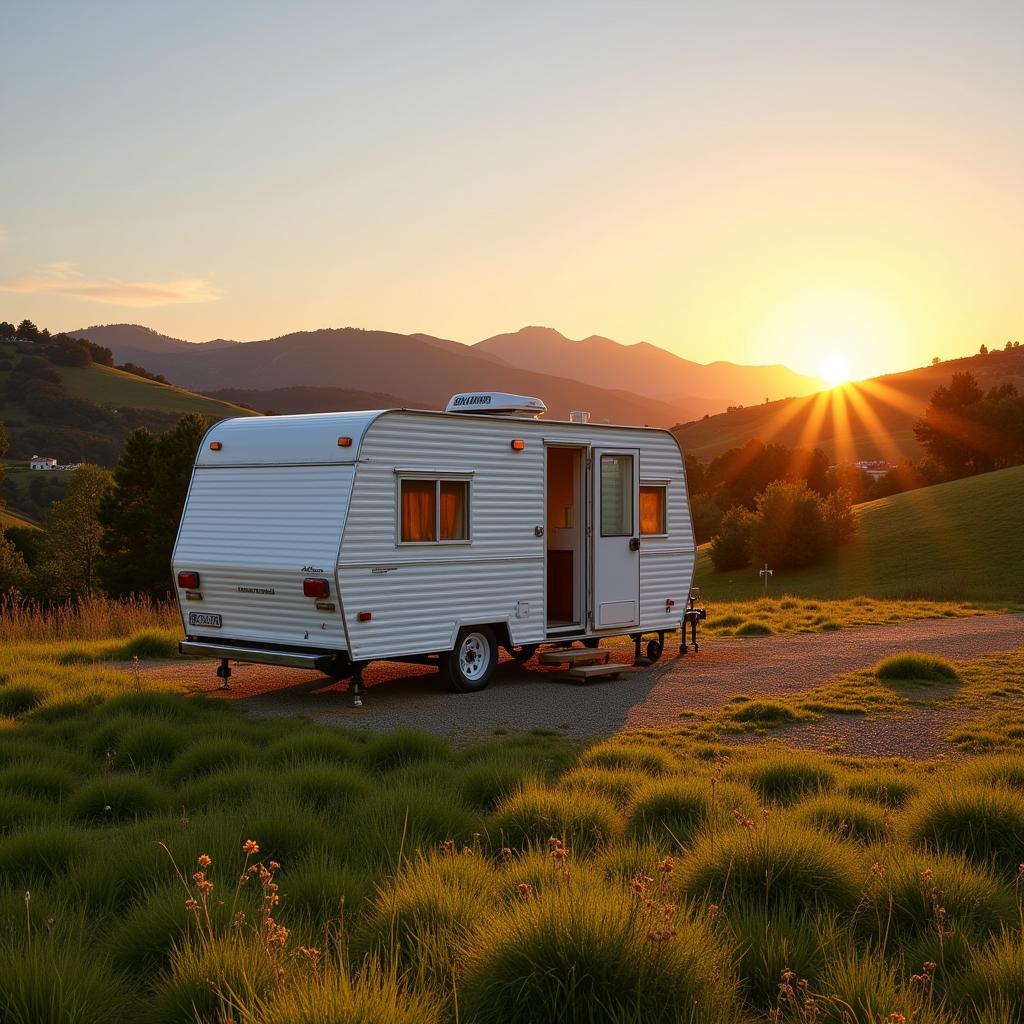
[629,537,640,551]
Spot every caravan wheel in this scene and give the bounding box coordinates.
[442,626,498,693]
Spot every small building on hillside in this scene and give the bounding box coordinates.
[855,460,895,481]
[29,455,58,470]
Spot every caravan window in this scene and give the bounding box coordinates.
[640,483,668,535]
[399,477,470,543]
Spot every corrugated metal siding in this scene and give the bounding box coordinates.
[173,465,353,648]
[338,412,694,661]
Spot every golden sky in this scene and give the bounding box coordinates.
[1,2,1020,381]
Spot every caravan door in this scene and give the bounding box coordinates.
[591,448,640,630]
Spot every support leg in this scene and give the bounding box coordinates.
[350,666,364,708]
[633,633,651,667]
[216,659,232,691]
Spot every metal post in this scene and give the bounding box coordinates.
[759,563,773,595]
[216,658,232,691]
[350,666,364,708]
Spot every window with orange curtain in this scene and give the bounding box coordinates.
[640,484,667,535]
[440,480,468,540]
[400,479,436,542]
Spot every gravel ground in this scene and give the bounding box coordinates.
[136,613,1024,755]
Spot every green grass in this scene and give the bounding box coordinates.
[695,464,1024,602]
[0,620,1023,1020]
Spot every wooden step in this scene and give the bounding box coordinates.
[539,648,609,666]
[557,662,629,683]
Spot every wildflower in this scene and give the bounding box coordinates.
[870,861,886,877]
[185,898,200,912]
[658,855,674,875]
[707,903,720,920]
[441,838,456,856]
[197,854,212,868]
[233,911,246,927]
[921,868,934,885]
[551,843,569,862]
[299,946,320,967]
[517,882,533,899]
[268,860,280,871]
[647,927,676,943]
[888,1015,907,1024]
[243,839,260,855]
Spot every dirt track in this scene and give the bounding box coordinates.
[138,614,1024,756]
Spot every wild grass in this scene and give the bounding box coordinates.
[0,639,1022,1020]
[0,593,176,643]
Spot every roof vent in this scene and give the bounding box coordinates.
[445,392,547,418]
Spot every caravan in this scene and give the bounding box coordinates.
[173,393,696,701]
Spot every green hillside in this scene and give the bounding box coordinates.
[694,465,1024,604]
[0,505,39,531]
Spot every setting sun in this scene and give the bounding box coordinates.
[821,353,851,388]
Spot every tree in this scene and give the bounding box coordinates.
[823,490,856,546]
[0,532,30,594]
[98,428,159,597]
[979,344,989,356]
[35,465,113,600]
[0,420,7,490]
[15,319,40,341]
[710,506,754,571]
[0,322,15,340]
[749,480,830,570]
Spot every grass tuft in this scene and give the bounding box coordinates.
[491,785,622,854]
[874,651,961,683]
[741,748,837,805]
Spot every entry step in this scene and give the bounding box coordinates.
[539,648,609,667]
[557,662,630,683]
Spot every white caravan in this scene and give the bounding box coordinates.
[173,393,696,701]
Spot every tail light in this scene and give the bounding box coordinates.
[303,578,330,599]
[177,571,200,589]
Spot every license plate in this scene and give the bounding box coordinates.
[188,611,222,629]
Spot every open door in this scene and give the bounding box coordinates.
[592,447,640,630]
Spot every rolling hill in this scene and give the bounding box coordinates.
[694,464,1024,604]
[475,326,822,407]
[674,346,1024,462]
[204,385,417,415]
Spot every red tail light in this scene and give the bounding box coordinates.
[303,578,330,599]
[177,571,200,589]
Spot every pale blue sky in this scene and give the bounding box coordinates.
[1,0,1021,377]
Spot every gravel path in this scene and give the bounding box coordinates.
[138,614,1024,754]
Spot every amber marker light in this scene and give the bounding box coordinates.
[337,436,352,447]
[511,439,525,451]
[209,441,222,451]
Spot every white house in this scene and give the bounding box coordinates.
[29,456,57,471]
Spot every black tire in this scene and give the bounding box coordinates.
[505,643,539,662]
[582,637,601,649]
[646,639,663,663]
[441,626,498,693]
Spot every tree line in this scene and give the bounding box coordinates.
[0,414,211,601]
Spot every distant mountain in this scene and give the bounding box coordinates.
[205,385,417,415]
[474,326,822,406]
[70,325,709,426]
[673,347,1024,463]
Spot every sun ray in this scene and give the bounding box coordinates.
[829,385,857,466]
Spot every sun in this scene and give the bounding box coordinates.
[820,353,850,388]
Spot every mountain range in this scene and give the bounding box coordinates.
[70,324,823,426]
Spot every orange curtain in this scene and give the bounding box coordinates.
[440,481,467,540]
[402,480,436,541]
[640,486,665,535]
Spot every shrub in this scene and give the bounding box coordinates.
[710,505,755,571]
[235,799,328,863]
[741,749,837,805]
[726,699,802,725]
[750,481,830,570]
[166,737,257,782]
[180,767,279,810]
[626,777,745,847]
[104,885,200,977]
[114,628,179,660]
[280,849,373,926]
[874,652,960,683]
[680,821,863,914]
[0,932,137,1024]
[459,755,540,811]
[0,763,78,800]
[795,793,890,843]
[283,763,370,812]
[492,786,621,854]
[734,621,773,637]
[0,826,94,883]
[902,784,1024,876]
[0,684,44,716]
[264,730,363,766]
[118,720,190,767]
[363,729,449,771]
[68,776,171,823]
[251,961,444,1024]
[559,766,646,809]
[458,882,739,1024]
[578,741,675,777]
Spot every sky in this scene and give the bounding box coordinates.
[1,0,1021,381]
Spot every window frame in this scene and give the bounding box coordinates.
[639,480,669,537]
[598,452,635,538]
[395,470,473,546]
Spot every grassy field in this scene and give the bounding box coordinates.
[0,503,39,530]
[695,465,1024,604]
[55,362,255,418]
[1,623,1023,1022]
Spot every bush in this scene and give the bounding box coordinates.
[104,885,200,977]
[0,826,94,883]
[166,737,257,782]
[0,763,78,800]
[681,821,863,914]
[795,793,890,843]
[363,729,449,771]
[68,776,171,823]
[119,720,189,767]
[492,786,621,854]
[264,730,363,766]
[902,783,1024,877]
[741,749,837,805]
[734,621,773,637]
[750,480,831,570]
[280,849,372,926]
[625,777,746,847]
[114,628,179,660]
[578,741,676,777]
[874,652,960,683]
[459,882,739,1024]
[710,506,755,571]
[0,684,44,716]
[559,766,646,809]
[283,763,370,812]
[460,755,540,811]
